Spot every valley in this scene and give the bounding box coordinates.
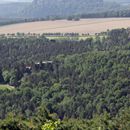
[0,0,130,129]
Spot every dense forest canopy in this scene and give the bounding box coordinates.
[0,28,130,129]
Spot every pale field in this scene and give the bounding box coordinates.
[0,18,130,35]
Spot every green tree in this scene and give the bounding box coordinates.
[41,120,61,130]
[2,70,11,83]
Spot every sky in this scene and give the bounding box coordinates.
[0,0,32,2]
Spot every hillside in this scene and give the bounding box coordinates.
[22,0,103,18]
[21,0,128,18]
[0,2,29,18]
[0,28,129,129]
[0,0,127,18]
[105,0,130,4]
[0,1,130,130]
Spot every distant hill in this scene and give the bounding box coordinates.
[105,0,130,2]
[0,0,127,19]
[0,2,29,18]
[105,0,130,5]
[22,0,104,18]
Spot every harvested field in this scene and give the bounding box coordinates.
[0,18,130,35]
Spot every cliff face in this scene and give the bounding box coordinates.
[23,0,104,18]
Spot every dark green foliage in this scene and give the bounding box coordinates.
[0,28,130,128]
[0,69,4,83]
[58,108,130,130]
[0,108,129,130]
[0,113,29,130]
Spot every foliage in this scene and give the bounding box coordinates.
[0,28,130,128]
[0,113,29,130]
[41,120,61,130]
[0,84,14,91]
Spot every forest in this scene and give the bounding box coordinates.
[0,28,130,129]
[76,9,130,19]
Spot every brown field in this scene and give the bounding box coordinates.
[0,18,130,35]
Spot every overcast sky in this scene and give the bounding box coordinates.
[0,0,32,2]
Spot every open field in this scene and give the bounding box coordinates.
[0,84,15,91]
[0,18,130,35]
[46,36,97,40]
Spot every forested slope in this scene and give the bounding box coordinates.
[22,0,103,18]
[0,29,130,129]
[0,0,122,18]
